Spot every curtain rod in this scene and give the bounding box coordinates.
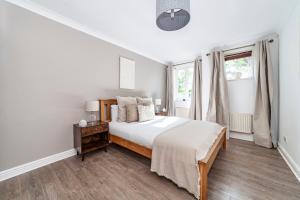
[206,39,274,56]
[173,60,195,66]
[173,39,274,66]
[173,57,202,66]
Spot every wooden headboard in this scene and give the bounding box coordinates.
[99,99,117,122]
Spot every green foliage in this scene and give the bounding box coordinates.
[225,57,252,80]
[176,68,193,100]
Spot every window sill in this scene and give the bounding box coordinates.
[227,78,254,82]
[175,101,191,108]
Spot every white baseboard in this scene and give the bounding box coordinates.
[230,131,254,142]
[0,149,76,182]
[278,143,300,182]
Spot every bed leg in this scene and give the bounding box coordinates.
[222,136,227,150]
[222,129,227,150]
[199,162,208,200]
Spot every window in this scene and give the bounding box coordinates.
[225,51,253,81]
[174,63,194,102]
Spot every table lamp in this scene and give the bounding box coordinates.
[155,99,161,113]
[86,101,99,124]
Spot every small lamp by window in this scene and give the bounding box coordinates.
[155,99,161,113]
[86,101,99,124]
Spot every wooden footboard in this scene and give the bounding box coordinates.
[99,99,227,200]
[198,128,227,200]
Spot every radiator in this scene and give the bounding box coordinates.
[229,113,253,134]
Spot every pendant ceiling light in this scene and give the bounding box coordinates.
[156,0,190,31]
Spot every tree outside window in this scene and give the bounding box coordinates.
[225,56,253,80]
[174,64,194,102]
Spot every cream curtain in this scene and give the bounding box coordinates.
[206,51,230,129]
[166,64,175,116]
[253,40,276,148]
[189,58,202,120]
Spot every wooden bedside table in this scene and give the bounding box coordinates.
[155,111,168,116]
[73,121,109,161]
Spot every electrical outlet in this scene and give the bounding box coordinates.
[283,136,287,143]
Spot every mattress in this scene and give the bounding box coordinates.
[109,116,189,148]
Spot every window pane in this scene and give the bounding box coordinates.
[187,68,193,99]
[177,69,186,99]
[225,56,253,80]
[175,65,194,101]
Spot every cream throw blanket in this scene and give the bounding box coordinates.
[151,120,223,199]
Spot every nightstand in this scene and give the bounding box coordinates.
[155,111,168,116]
[73,121,109,161]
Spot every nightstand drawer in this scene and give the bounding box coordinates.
[81,125,108,137]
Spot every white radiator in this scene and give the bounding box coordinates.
[229,113,253,134]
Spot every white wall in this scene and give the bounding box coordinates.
[278,2,300,170]
[228,79,255,114]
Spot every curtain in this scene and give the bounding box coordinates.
[253,40,278,148]
[166,64,175,116]
[206,51,230,129]
[189,58,202,120]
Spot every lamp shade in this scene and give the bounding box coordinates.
[155,99,162,106]
[156,0,190,31]
[86,101,99,112]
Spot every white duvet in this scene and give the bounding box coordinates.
[109,116,189,148]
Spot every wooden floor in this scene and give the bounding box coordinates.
[1,139,300,200]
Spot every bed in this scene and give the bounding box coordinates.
[99,99,227,200]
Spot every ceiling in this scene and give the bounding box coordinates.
[6,0,300,64]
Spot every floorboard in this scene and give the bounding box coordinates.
[0,139,299,200]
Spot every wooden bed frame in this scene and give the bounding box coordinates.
[99,99,227,200]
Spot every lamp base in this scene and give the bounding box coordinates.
[155,106,161,113]
[89,113,97,123]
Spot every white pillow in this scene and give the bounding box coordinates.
[137,104,155,122]
[136,97,153,105]
[111,105,118,122]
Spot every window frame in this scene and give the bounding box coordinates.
[225,51,252,61]
[224,51,254,81]
[173,62,194,104]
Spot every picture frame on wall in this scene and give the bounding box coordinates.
[120,56,135,89]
